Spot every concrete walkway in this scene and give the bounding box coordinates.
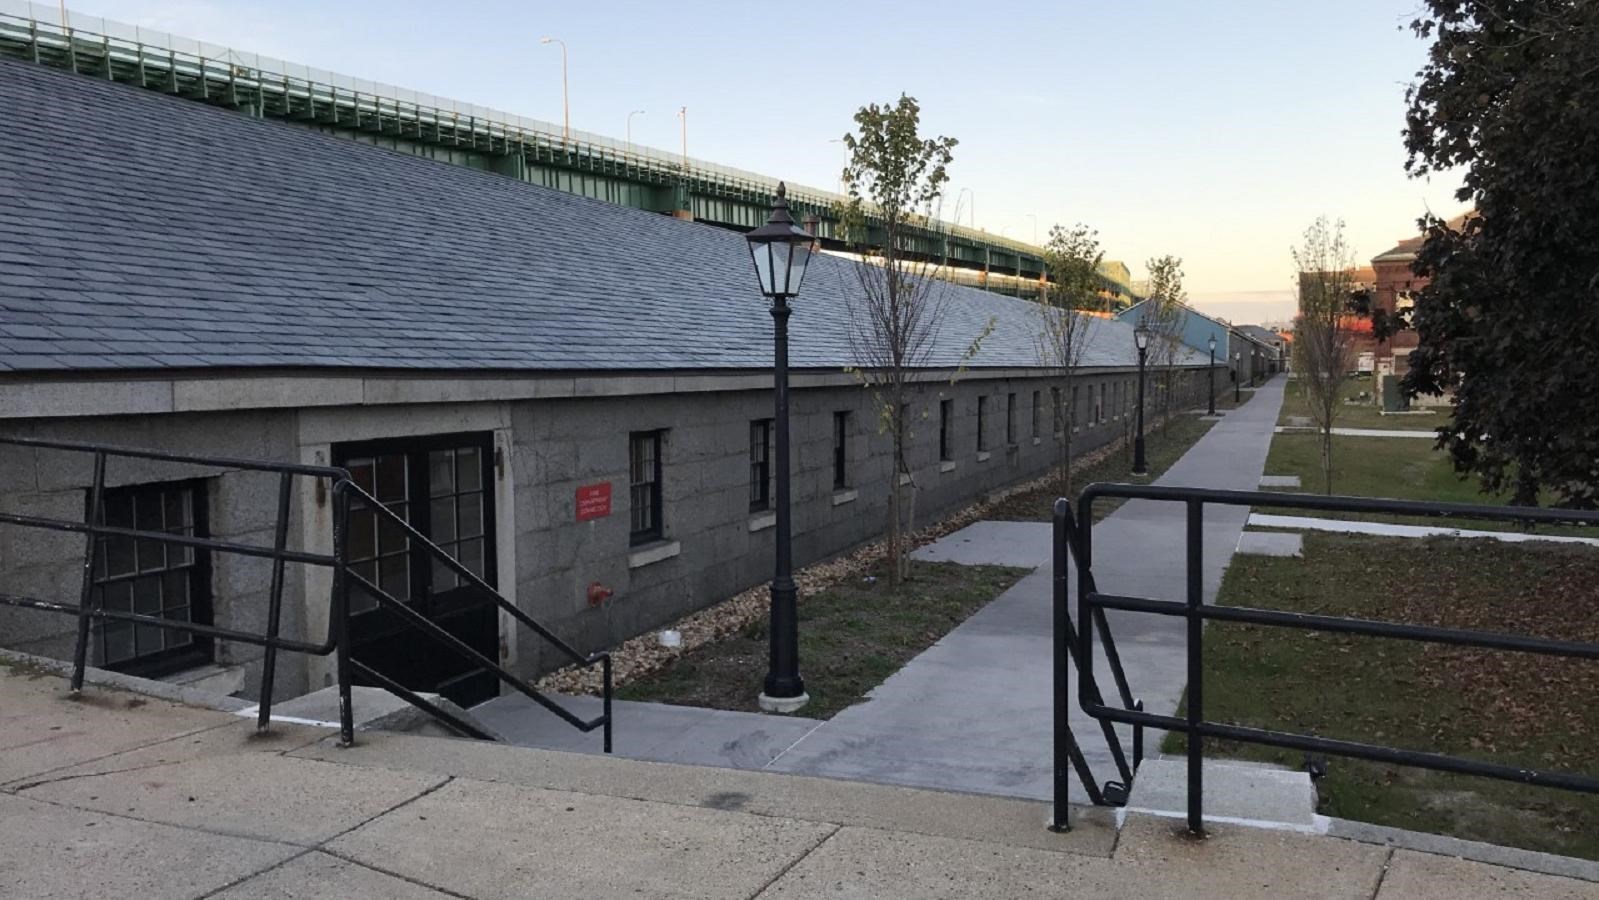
[764,376,1289,800]
[1275,425,1435,438]
[1250,513,1599,547]
[5,669,1596,899]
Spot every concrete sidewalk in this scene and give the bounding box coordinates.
[763,376,1289,799]
[5,669,1597,899]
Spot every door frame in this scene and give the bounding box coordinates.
[333,429,501,703]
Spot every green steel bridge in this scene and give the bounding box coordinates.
[0,3,1139,305]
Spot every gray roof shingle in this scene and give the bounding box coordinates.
[0,58,1191,375]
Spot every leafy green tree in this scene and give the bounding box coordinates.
[838,95,960,585]
[1037,223,1104,497]
[1143,255,1187,427]
[1400,1,1599,506]
[1292,216,1359,494]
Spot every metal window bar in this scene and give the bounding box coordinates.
[0,436,613,754]
[1063,482,1599,836]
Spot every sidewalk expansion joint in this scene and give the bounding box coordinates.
[1369,847,1396,899]
[747,823,840,899]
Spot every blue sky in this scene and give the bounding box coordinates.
[58,0,1468,322]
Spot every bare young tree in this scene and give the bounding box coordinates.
[1037,223,1104,499]
[1292,216,1358,494]
[1143,255,1187,427]
[838,95,958,586]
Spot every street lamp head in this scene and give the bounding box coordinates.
[540,36,556,44]
[1133,318,1152,352]
[1207,335,1217,352]
[745,182,816,299]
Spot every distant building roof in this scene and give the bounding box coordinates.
[1373,212,1476,264]
[0,59,1199,376]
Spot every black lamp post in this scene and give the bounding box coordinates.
[1234,351,1242,404]
[745,183,814,713]
[1206,335,1217,416]
[1133,319,1151,476]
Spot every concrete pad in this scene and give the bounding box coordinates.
[1259,474,1301,488]
[1110,813,1388,898]
[1327,816,1599,883]
[265,684,500,738]
[1235,530,1303,557]
[1125,758,1319,828]
[292,731,1119,857]
[7,718,334,788]
[326,775,837,900]
[0,669,235,785]
[472,691,820,769]
[214,851,456,899]
[1378,849,1599,899]
[20,752,447,845]
[1249,513,1599,548]
[0,793,298,900]
[759,814,1389,900]
[909,519,1053,567]
[754,825,1121,898]
[1274,426,1435,438]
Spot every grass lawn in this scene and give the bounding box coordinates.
[987,412,1218,523]
[616,561,1028,720]
[1163,532,1599,859]
[1276,377,1439,431]
[1262,431,1597,537]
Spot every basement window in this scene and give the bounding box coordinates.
[91,480,212,677]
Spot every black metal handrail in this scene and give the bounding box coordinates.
[1048,499,1144,830]
[1061,482,1599,835]
[0,436,612,752]
[0,436,349,735]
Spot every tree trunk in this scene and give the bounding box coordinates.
[887,397,904,587]
[1321,426,1334,496]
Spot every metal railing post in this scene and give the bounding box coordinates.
[333,483,355,747]
[1185,498,1205,836]
[1050,498,1073,832]
[256,471,293,732]
[69,452,107,694]
[602,654,614,755]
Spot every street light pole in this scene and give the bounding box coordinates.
[1133,320,1151,476]
[625,109,644,156]
[1234,351,1242,404]
[539,37,569,141]
[1207,335,1217,416]
[745,183,815,714]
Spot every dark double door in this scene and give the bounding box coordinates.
[337,432,499,706]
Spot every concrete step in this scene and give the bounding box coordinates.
[263,685,504,740]
[1126,756,1320,831]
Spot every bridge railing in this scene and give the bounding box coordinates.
[1063,482,1599,835]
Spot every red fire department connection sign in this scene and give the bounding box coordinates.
[575,482,612,521]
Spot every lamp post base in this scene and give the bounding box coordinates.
[758,691,811,714]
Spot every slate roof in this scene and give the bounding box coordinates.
[0,58,1198,376]
[1234,325,1285,348]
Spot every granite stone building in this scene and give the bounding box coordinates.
[0,58,1213,705]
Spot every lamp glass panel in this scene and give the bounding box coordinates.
[749,242,777,296]
[786,240,811,296]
